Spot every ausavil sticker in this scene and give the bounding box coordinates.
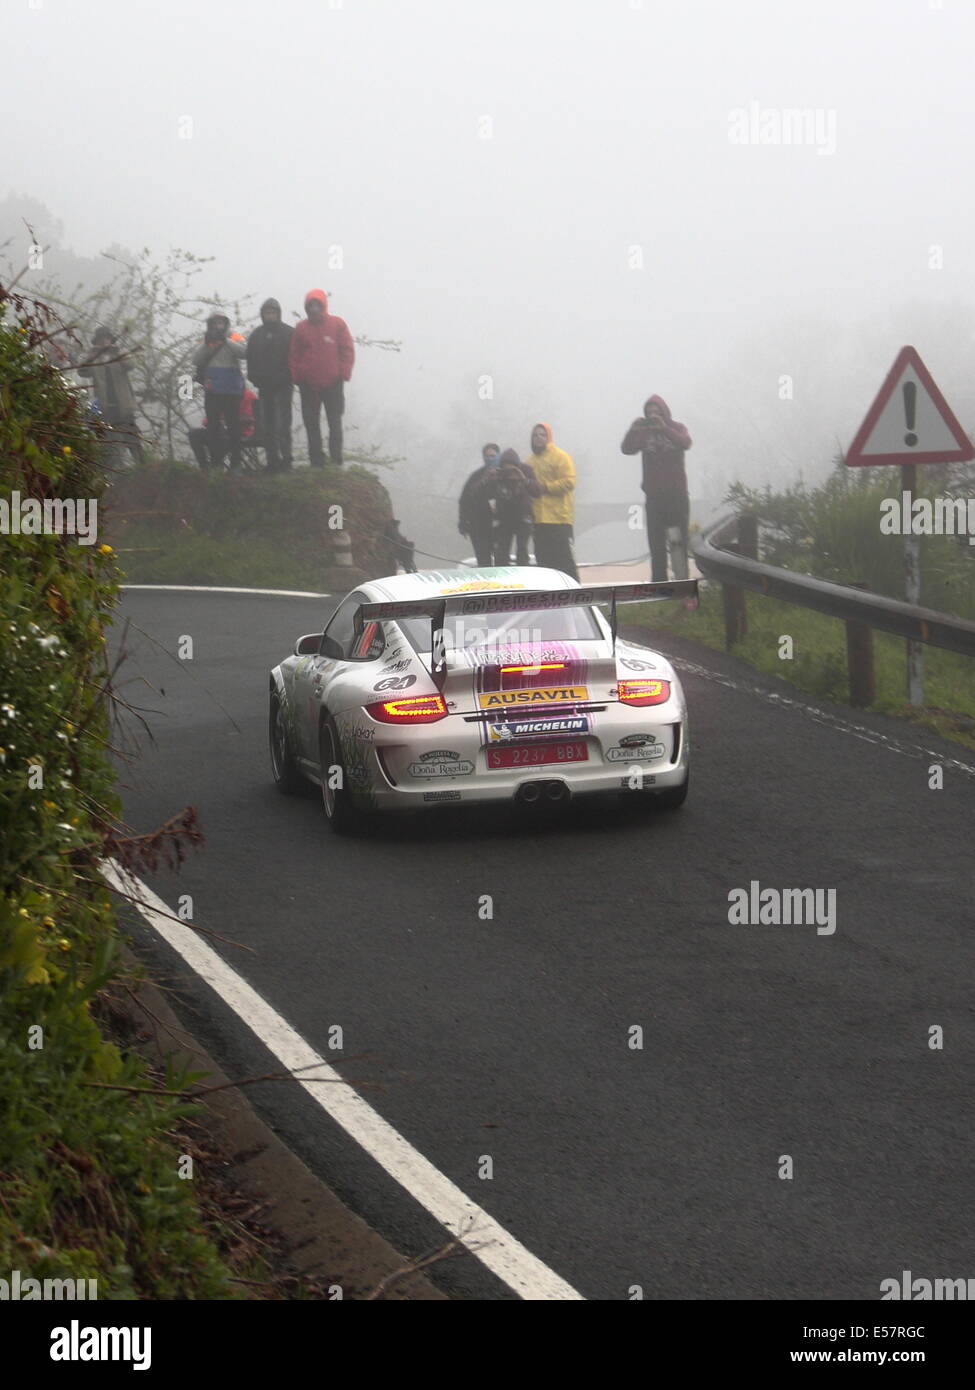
[423,789,462,801]
[478,686,588,710]
[408,750,475,778]
[487,716,589,743]
[620,775,656,788]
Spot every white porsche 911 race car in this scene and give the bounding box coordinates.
[269,567,696,833]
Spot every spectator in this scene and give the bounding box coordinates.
[188,387,257,470]
[77,325,144,466]
[459,443,500,567]
[529,423,578,580]
[193,311,246,472]
[246,297,294,471]
[493,448,540,565]
[620,395,692,582]
[288,288,355,467]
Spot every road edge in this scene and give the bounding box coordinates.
[113,943,448,1301]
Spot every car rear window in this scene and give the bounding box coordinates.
[398,604,602,654]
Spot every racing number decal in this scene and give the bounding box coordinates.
[374,674,417,691]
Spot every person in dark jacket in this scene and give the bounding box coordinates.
[77,326,144,466]
[621,395,693,582]
[193,312,246,472]
[458,443,500,566]
[288,288,355,467]
[246,298,293,471]
[493,448,540,565]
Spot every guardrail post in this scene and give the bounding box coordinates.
[722,542,746,648]
[737,513,759,561]
[845,582,875,707]
[720,515,756,648]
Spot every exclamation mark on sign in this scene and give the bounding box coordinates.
[903,381,918,447]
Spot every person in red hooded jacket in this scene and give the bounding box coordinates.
[621,395,692,582]
[288,288,355,467]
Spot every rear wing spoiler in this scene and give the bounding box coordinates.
[355,578,698,684]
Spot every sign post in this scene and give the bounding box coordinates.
[845,346,974,705]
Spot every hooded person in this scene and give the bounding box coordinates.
[621,395,692,582]
[528,422,579,581]
[246,298,294,471]
[193,311,247,471]
[493,448,541,566]
[288,288,355,467]
[458,443,501,567]
[77,325,144,466]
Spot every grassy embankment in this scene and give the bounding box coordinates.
[105,460,399,591]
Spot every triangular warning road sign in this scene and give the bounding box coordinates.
[845,345,974,467]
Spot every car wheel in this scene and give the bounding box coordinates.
[269,692,303,794]
[319,715,365,835]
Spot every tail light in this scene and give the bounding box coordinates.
[617,678,671,707]
[364,694,448,724]
[499,662,566,674]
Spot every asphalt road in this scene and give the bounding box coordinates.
[109,588,975,1300]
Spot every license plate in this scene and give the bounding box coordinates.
[486,741,588,769]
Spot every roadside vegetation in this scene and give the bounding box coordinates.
[0,286,258,1297]
[628,460,975,752]
[105,459,399,591]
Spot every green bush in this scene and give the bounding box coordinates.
[0,289,236,1298]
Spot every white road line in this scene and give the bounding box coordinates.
[121,584,331,598]
[101,861,583,1302]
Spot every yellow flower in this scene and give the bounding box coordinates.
[44,800,57,810]
[62,446,72,456]
[98,544,114,556]
[58,938,71,952]
[18,908,29,918]
[42,916,56,928]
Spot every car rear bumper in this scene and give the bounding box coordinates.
[336,702,689,811]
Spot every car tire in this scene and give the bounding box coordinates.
[269,692,303,795]
[319,714,366,836]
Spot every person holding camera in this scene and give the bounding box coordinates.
[193,311,246,472]
[621,395,693,582]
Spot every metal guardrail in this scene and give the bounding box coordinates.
[690,513,975,705]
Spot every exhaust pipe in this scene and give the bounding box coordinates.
[545,781,568,803]
[518,782,543,805]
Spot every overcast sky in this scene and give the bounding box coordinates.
[5,0,975,511]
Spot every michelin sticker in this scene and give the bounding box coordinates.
[488,716,589,743]
[408,750,475,778]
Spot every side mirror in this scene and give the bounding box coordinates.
[294,633,323,656]
[320,635,344,660]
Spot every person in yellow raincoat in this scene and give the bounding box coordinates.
[528,422,578,580]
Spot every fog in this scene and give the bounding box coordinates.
[4,0,975,557]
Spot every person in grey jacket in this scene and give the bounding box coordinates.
[77,326,144,466]
[193,312,246,471]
